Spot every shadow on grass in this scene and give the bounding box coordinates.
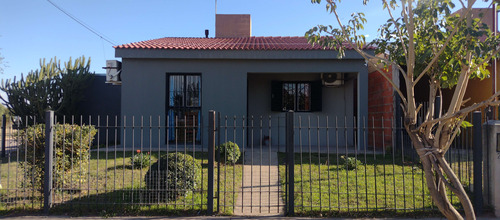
[0,194,44,216]
[292,209,443,218]
[278,152,425,167]
[105,164,135,170]
[0,207,44,217]
[48,189,207,216]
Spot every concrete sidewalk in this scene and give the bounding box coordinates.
[1,216,499,220]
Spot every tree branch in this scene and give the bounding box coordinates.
[468,46,500,77]
[436,155,476,220]
[420,89,500,129]
[429,155,457,191]
[414,20,462,85]
[324,1,410,106]
[382,0,410,64]
[442,120,463,154]
[406,0,415,81]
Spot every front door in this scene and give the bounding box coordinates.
[167,74,201,143]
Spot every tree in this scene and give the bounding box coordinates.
[306,0,500,219]
[0,104,9,117]
[0,56,94,124]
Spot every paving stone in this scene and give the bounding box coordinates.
[233,147,285,216]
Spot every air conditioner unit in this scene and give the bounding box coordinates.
[104,60,122,85]
[321,73,344,87]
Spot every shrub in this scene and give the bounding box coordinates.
[18,123,97,191]
[130,150,151,169]
[340,155,363,170]
[144,152,200,202]
[216,141,241,164]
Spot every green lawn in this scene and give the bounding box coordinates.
[0,150,242,216]
[278,152,471,217]
[1,148,471,217]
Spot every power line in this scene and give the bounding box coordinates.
[46,0,117,46]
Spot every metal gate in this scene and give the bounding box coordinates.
[208,111,294,216]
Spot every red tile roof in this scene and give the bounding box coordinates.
[115,36,376,51]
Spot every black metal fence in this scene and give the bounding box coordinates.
[286,113,477,215]
[0,112,210,215]
[0,110,484,216]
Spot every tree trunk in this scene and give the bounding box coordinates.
[420,154,463,219]
[415,140,476,220]
[437,155,476,220]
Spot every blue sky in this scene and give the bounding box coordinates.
[0,0,494,82]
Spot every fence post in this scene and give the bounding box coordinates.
[207,110,215,215]
[216,112,221,213]
[1,115,6,158]
[434,96,441,119]
[44,110,54,214]
[286,110,294,216]
[473,111,483,214]
[482,117,500,217]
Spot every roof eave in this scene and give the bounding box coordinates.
[115,48,373,60]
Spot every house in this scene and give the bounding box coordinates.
[113,14,375,149]
[78,74,121,145]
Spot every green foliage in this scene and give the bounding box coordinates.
[374,0,497,88]
[340,155,363,170]
[306,0,369,58]
[18,123,97,191]
[129,150,151,169]
[0,104,9,117]
[216,141,241,164]
[144,152,201,202]
[0,56,94,123]
[461,120,473,128]
[306,0,500,89]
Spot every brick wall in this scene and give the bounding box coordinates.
[368,66,394,149]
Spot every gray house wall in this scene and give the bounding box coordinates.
[247,73,356,148]
[117,49,369,150]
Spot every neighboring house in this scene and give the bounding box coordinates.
[443,8,499,120]
[402,8,499,120]
[78,74,121,144]
[113,14,375,149]
[374,8,500,152]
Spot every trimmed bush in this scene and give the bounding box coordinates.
[130,150,151,169]
[18,124,97,191]
[216,141,241,164]
[144,152,200,202]
[340,155,363,170]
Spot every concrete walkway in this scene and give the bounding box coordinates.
[233,147,284,216]
[3,215,499,220]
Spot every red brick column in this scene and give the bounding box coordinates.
[368,66,394,150]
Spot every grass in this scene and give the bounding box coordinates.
[1,147,472,217]
[278,152,472,217]
[0,149,243,216]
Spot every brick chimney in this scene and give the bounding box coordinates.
[216,14,251,38]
